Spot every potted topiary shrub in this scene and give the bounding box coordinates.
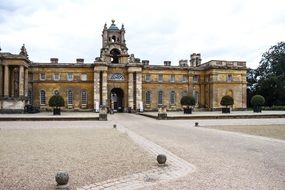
[180,95,196,114]
[251,95,265,113]
[48,94,65,115]
[220,95,234,113]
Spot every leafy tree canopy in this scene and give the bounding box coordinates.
[254,42,285,106]
[220,95,234,107]
[48,95,65,108]
[180,95,196,107]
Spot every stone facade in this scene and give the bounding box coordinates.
[0,20,247,113]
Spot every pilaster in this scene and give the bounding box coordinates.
[19,65,24,96]
[4,65,9,97]
[24,68,29,97]
[128,72,134,109]
[102,71,108,106]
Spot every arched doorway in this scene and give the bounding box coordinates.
[110,88,124,112]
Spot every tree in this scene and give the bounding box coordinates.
[180,95,196,108]
[220,95,234,108]
[247,68,257,107]
[48,95,65,108]
[255,42,285,106]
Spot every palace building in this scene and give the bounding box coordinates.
[0,20,247,113]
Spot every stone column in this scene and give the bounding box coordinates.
[19,65,24,96]
[4,65,9,97]
[128,72,134,109]
[102,71,108,106]
[0,65,3,97]
[94,71,100,112]
[11,68,14,97]
[136,72,143,111]
[24,68,29,97]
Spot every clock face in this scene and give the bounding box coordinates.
[110,73,124,80]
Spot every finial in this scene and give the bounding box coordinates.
[111,19,115,24]
[104,23,107,29]
[121,24,125,29]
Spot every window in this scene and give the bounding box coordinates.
[145,91,151,104]
[193,91,199,105]
[54,90,59,95]
[145,74,151,82]
[67,73,73,81]
[81,90,87,105]
[170,91,176,104]
[158,91,163,105]
[205,75,209,82]
[67,90,73,105]
[110,73,124,80]
[170,74,175,82]
[158,74,163,82]
[40,73,46,80]
[40,90,46,105]
[53,73,60,81]
[182,75,188,82]
[193,75,199,82]
[227,74,233,82]
[28,90,32,104]
[182,91,188,97]
[81,74,87,81]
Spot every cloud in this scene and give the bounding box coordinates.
[0,0,284,68]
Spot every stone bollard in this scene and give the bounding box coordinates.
[113,124,117,128]
[157,106,167,120]
[195,122,199,127]
[157,154,167,165]
[55,171,69,189]
[99,106,107,121]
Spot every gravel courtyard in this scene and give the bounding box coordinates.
[202,124,285,140]
[0,122,156,190]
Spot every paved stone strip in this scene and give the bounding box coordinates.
[77,124,195,190]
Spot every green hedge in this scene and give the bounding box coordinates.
[262,106,285,110]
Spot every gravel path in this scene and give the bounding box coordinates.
[0,122,156,190]
[111,114,285,190]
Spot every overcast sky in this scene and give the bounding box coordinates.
[0,0,284,68]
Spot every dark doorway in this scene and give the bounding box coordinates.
[110,88,124,112]
[110,48,120,63]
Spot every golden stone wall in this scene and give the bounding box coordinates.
[30,66,94,110]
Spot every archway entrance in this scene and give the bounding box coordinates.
[110,88,124,112]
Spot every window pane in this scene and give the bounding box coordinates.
[40,90,46,105]
[81,74,87,81]
[81,90,87,105]
[170,91,176,104]
[158,91,163,105]
[67,90,73,105]
[146,91,151,104]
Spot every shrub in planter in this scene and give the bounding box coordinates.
[220,95,234,113]
[251,95,265,113]
[48,95,65,115]
[180,95,196,114]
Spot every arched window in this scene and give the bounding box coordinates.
[81,90,88,105]
[40,90,46,105]
[170,91,176,104]
[194,91,199,105]
[158,91,163,105]
[54,90,59,95]
[110,48,121,63]
[145,91,151,105]
[182,91,188,97]
[112,36,116,42]
[67,90,73,105]
[28,90,32,105]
